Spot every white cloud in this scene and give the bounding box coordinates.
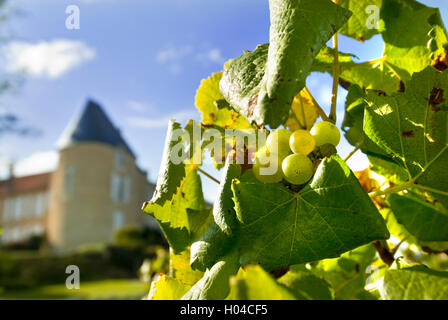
[127,109,198,129]
[156,45,225,73]
[13,151,59,177]
[196,48,225,64]
[3,39,96,79]
[126,100,156,113]
[156,45,193,64]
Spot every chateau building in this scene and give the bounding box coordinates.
[0,100,156,249]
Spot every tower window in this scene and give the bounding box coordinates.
[2,198,12,221]
[110,173,131,203]
[115,149,127,168]
[14,197,22,220]
[35,193,45,216]
[113,211,125,230]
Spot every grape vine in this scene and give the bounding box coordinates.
[145,0,448,300]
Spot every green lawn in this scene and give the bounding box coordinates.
[0,279,150,300]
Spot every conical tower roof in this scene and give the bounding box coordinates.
[57,99,135,156]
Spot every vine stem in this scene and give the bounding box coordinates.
[329,0,340,123]
[344,143,362,162]
[414,184,448,197]
[373,240,395,266]
[369,181,414,198]
[197,167,220,184]
[304,87,331,122]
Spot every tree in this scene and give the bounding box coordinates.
[144,0,448,300]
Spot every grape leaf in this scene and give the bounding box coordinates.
[387,193,448,241]
[195,71,251,129]
[148,274,191,300]
[380,265,448,300]
[220,45,269,126]
[312,47,408,95]
[190,159,241,271]
[228,265,296,300]
[341,84,409,181]
[149,119,186,206]
[338,0,383,42]
[313,0,448,95]
[181,249,240,300]
[279,265,334,300]
[380,208,417,245]
[256,0,351,128]
[311,46,358,73]
[285,90,319,131]
[363,67,448,208]
[312,244,378,300]
[211,160,241,236]
[341,62,409,95]
[170,249,204,286]
[343,84,392,157]
[382,0,448,75]
[335,0,448,95]
[220,0,351,128]
[232,155,389,271]
[368,156,409,185]
[143,166,208,253]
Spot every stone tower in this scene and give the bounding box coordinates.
[47,99,155,250]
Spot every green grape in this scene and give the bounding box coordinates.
[281,154,313,185]
[266,128,292,160]
[430,52,436,60]
[252,147,283,184]
[310,121,341,147]
[427,38,437,52]
[289,129,316,155]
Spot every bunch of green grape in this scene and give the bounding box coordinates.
[253,121,340,185]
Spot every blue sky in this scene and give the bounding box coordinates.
[0,0,447,202]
